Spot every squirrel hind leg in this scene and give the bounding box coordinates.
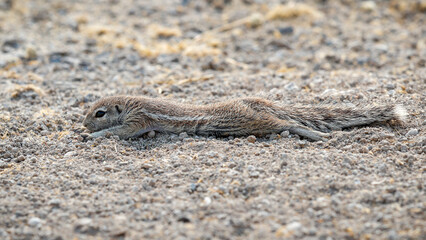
[288,126,330,141]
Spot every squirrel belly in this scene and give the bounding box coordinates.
[83,96,407,141]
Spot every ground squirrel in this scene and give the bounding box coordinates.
[83,96,407,141]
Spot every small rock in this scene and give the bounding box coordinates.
[179,132,188,139]
[246,12,264,28]
[284,82,299,91]
[14,155,25,163]
[2,39,21,50]
[206,151,219,158]
[280,131,290,138]
[147,131,156,138]
[28,217,42,227]
[247,135,256,143]
[313,197,329,210]
[359,146,369,153]
[26,46,37,60]
[360,1,376,12]
[104,165,113,171]
[385,186,397,194]
[385,83,396,90]
[189,183,198,193]
[75,217,92,225]
[49,51,69,63]
[170,85,182,92]
[64,151,77,158]
[74,218,99,235]
[249,170,260,178]
[228,162,237,168]
[276,221,303,237]
[203,196,212,205]
[297,140,307,148]
[140,163,152,169]
[278,26,294,35]
[287,221,302,231]
[48,199,61,207]
[406,129,419,136]
[377,163,387,173]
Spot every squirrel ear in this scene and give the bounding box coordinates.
[115,105,122,114]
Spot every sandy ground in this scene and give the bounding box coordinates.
[0,0,425,239]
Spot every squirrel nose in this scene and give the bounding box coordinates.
[82,117,88,128]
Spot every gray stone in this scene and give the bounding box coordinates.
[28,217,42,227]
[406,129,419,136]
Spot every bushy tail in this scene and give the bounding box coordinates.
[277,104,407,133]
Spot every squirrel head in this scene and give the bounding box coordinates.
[83,97,125,132]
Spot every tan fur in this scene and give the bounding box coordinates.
[83,96,407,141]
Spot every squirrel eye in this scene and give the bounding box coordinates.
[95,110,106,118]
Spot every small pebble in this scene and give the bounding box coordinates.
[297,140,307,148]
[228,162,237,168]
[246,13,264,28]
[28,217,42,227]
[278,26,294,35]
[284,82,299,91]
[203,196,212,205]
[75,217,92,226]
[179,132,188,139]
[147,130,156,138]
[377,164,387,173]
[280,131,290,138]
[360,1,376,12]
[406,129,419,136]
[15,155,25,163]
[189,183,197,192]
[247,135,256,143]
[359,146,369,153]
[140,163,152,169]
[104,165,113,171]
[385,83,395,90]
[249,171,260,178]
[48,199,61,207]
[26,46,37,60]
[287,222,302,231]
[64,151,77,158]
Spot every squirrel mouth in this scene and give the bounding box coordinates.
[82,121,96,132]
